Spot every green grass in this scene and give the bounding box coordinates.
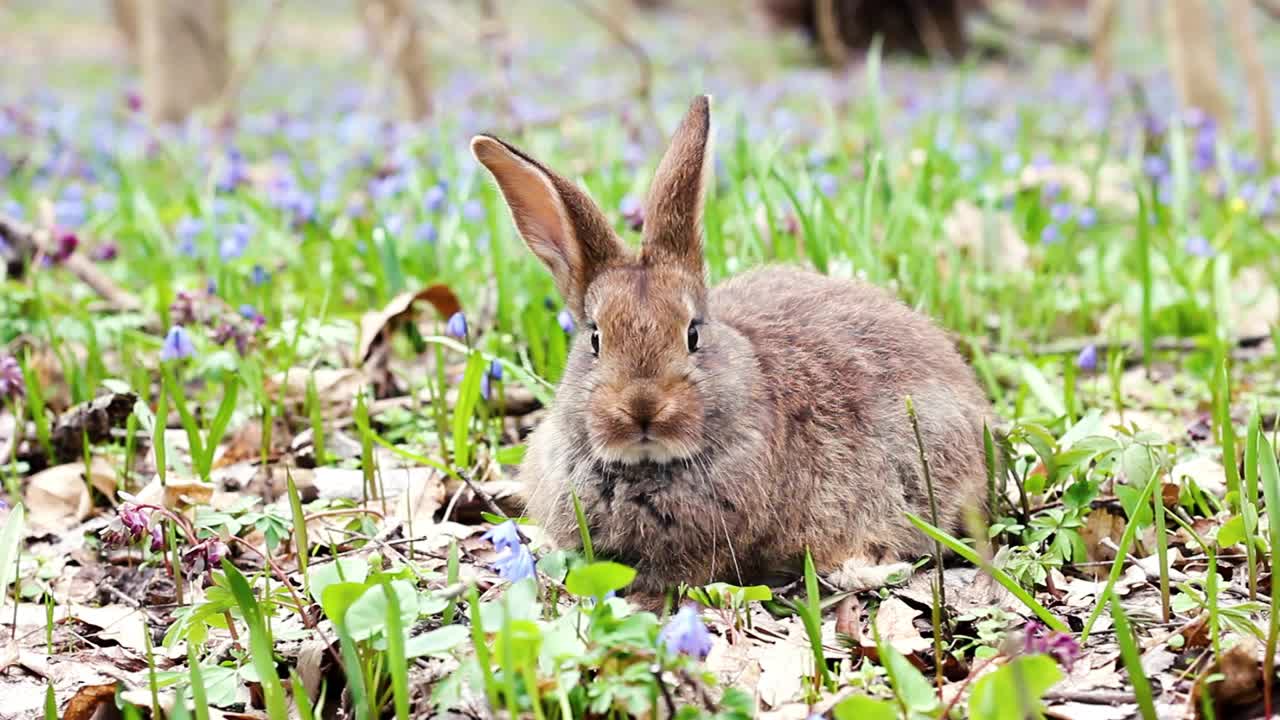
[4,3,1280,717]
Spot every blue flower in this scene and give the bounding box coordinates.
[1075,344,1098,372]
[480,360,503,400]
[416,222,438,244]
[619,195,644,231]
[482,520,522,553]
[462,200,485,222]
[1143,155,1168,180]
[1041,224,1060,244]
[1049,203,1073,223]
[1001,153,1022,175]
[175,217,203,257]
[557,309,575,334]
[1184,235,1214,258]
[445,311,468,340]
[219,223,251,261]
[488,360,503,382]
[659,605,712,659]
[815,173,838,198]
[1076,206,1098,229]
[160,326,196,361]
[424,183,447,213]
[250,265,270,286]
[492,544,536,582]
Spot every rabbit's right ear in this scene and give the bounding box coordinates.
[472,135,625,317]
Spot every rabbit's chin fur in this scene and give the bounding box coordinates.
[519,265,990,596]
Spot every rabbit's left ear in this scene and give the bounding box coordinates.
[641,95,713,277]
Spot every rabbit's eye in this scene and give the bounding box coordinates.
[686,322,700,353]
[590,329,600,357]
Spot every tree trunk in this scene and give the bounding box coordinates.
[1226,0,1273,167]
[1163,0,1228,125]
[108,0,140,63]
[361,0,432,122]
[1088,0,1118,84]
[138,0,230,124]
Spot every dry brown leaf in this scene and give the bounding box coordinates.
[390,467,446,526]
[941,200,1028,272]
[870,597,932,655]
[1171,454,1227,498]
[129,475,214,511]
[1194,636,1265,717]
[1046,701,1138,720]
[266,367,366,414]
[706,634,760,691]
[24,458,116,531]
[357,283,462,365]
[754,638,811,708]
[62,682,121,720]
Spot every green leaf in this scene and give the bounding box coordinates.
[404,625,470,658]
[344,580,418,641]
[832,694,898,720]
[565,561,636,598]
[220,560,289,720]
[494,443,527,466]
[880,643,937,714]
[1020,362,1066,418]
[451,352,487,468]
[1218,515,1245,548]
[319,582,367,629]
[308,558,369,605]
[968,655,1063,720]
[382,583,410,720]
[1111,596,1158,720]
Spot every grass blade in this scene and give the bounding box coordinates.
[906,513,1068,632]
[221,560,290,720]
[1110,595,1157,720]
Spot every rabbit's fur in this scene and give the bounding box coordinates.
[472,96,989,594]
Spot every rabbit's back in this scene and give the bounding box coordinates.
[710,265,989,571]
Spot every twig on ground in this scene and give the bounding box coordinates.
[0,213,145,314]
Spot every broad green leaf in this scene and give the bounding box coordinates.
[880,643,937,714]
[308,558,369,605]
[404,625,470,659]
[565,561,636,597]
[833,695,898,720]
[968,655,1063,720]
[1218,514,1245,548]
[320,582,367,630]
[344,579,418,641]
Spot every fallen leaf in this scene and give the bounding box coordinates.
[1046,701,1138,720]
[754,638,811,708]
[266,367,366,415]
[941,200,1028,272]
[870,597,932,656]
[62,682,120,720]
[1194,636,1265,718]
[24,458,117,531]
[357,283,462,365]
[128,475,214,511]
[50,391,136,463]
[1171,454,1227,498]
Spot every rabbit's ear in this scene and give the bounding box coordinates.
[472,135,625,316]
[641,95,713,277]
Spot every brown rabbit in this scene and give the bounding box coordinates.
[471,96,989,594]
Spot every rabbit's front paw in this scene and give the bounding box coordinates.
[827,557,914,593]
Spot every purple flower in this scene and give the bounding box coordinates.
[1076,206,1098,229]
[424,183,447,213]
[91,241,119,262]
[175,217,203,257]
[482,520,522,553]
[1185,235,1214,258]
[250,265,270,286]
[445,311,468,340]
[50,230,78,263]
[659,605,713,659]
[619,195,644,232]
[480,360,503,400]
[1050,203,1073,223]
[0,355,24,400]
[815,173,838,198]
[1143,155,1168,179]
[182,538,228,577]
[557,309,575,334]
[462,200,485,222]
[239,304,265,326]
[488,360,503,382]
[119,504,149,536]
[1023,621,1081,671]
[148,523,165,552]
[492,544,536,582]
[219,223,251,261]
[169,291,198,326]
[1041,224,1060,244]
[1193,128,1217,172]
[160,326,196,361]
[1075,343,1098,373]
[416,222,438,244]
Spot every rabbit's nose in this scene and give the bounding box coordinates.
[627,394,658,432]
